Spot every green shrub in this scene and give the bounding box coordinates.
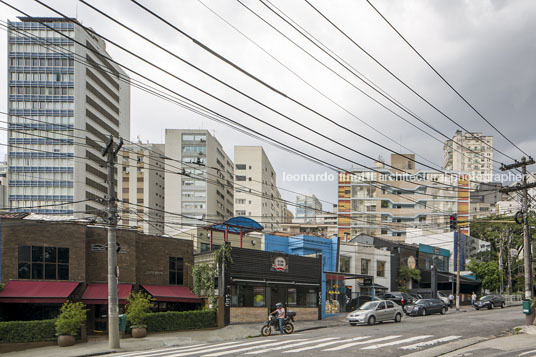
[144,310,216,333]
[126,291,153,328]
[55,301,87,336]
[0,320,56,343]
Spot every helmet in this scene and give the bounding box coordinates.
[276,303,282,308]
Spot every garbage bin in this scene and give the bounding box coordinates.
[118,314,127,332]
[522,299,532,314]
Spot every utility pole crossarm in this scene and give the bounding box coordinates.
[500,182,536,194]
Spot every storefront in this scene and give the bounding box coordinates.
[219,248,322,323]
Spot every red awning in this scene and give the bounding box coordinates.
[0,280,79,304]
[81,284,132,304]
[142,285,202,303]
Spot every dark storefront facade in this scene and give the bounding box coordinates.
[196,247,322,323]
[0,218,201,331]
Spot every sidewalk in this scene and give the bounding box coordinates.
[0,315,347,357]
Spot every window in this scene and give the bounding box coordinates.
[236,198,246,204]
[339,256,351,273]
[231,286,265,307]
[235,210,246,216]
[235,175,246,181]
[386,300,394,308]
[287,288,297,306]
[235,164,246,170]
[381,200,389,208]
[377,260,385,277]
[361,259,370,275]
[18,245,69,280]
[169,257,184,285]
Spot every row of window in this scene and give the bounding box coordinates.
[10,72,74,82]
[9,180,74,188]
[9,57,74,67]
[182,145,206,154]
[10,101,74,110]
[18,245,69,280]
[182,134,206,141]
[339,256,386,277]
[231,286,318,308]
[9,43,73,53]
[10,87,74,96]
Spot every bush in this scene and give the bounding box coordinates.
[144,310,216,333]
[126,291,153,328]
[55,301,87,336]
[0,320,56,343]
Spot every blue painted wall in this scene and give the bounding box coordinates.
[264,234,339,318]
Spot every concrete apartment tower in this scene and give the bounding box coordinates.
[233,146,285,231]
[117,144,165,235]
[164,129,234,236]
[444,130,493,182]
[7,17,130,216]
[294,194,322,223]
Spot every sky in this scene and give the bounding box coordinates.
[2,0,536,214]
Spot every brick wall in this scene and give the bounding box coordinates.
[230,307,267,323]
[288,307,318,321]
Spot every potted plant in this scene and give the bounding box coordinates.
[55,301,87,347]
[126,291,153,338]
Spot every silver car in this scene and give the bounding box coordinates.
[346,300,403,325]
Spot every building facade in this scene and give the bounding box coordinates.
[164,129,234,235]
[233,146,285,231]
[117,143,165,235]
[294,194,322,223]
[443,130,493,182]
[338,154,462,242]
[7,17,130,217]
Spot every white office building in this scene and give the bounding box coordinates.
[443,130,493,182]
[233,146,285,231]
[7,17,130,216]
[294,194,322,223]
[164,129,234,235]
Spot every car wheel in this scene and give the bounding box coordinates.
[349,323,357,326]
[395,313,402,322]
[368,316,376,325]
[475,307,480,310]
[501,302,505,308]
[420,308,426,316]
[440,307,446,315]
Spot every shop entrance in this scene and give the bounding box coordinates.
[270,286,287,310]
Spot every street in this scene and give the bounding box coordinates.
[107,306,524,357]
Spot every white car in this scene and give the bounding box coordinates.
[347,300,403,326]
[437,292,449,305]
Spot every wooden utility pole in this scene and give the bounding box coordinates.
[500,156,536,325]
[102,135,123,348]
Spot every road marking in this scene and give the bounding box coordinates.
[400,336,461,350]
[519,350,536,356]
[201,339,303,356]
[245,337,340,354]
[167,339,279,356]
[362,335,433,350]
[323,336,401,351]
[284,337,369,353]
[107,344,210,357]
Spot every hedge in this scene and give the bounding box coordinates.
[143,310,217,333]
[0,319,56,343]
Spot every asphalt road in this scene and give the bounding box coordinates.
[107,306,524,357]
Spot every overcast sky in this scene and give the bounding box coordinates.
[2,0,536,214]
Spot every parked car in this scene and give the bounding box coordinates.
[380,292,414,306]
[404,298,448,316]
[347,300,403,326]
[437,291,449,306]
[410,293,424,300]
[474,295,506,310]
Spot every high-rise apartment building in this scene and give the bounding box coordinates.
[338,154,466,242]
[164,129,234,235]
[7,17,130,216]
[294,194,322,223]
[233,146,285,231]
[117,144,165,235]
[444,130,493,182]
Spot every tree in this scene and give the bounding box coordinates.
[192,243,233,307]
[467,260,501,293]
[398,266,421,292]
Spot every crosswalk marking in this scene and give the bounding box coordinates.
[361,335,433,350]
[166,339,280,356]
[201,339,304,357]
[108,344,209,357]
[284,337,370,353]
[400,336,461,350]
[244,337,340,354]
[323,335,402,351]
[519,350,536,356]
